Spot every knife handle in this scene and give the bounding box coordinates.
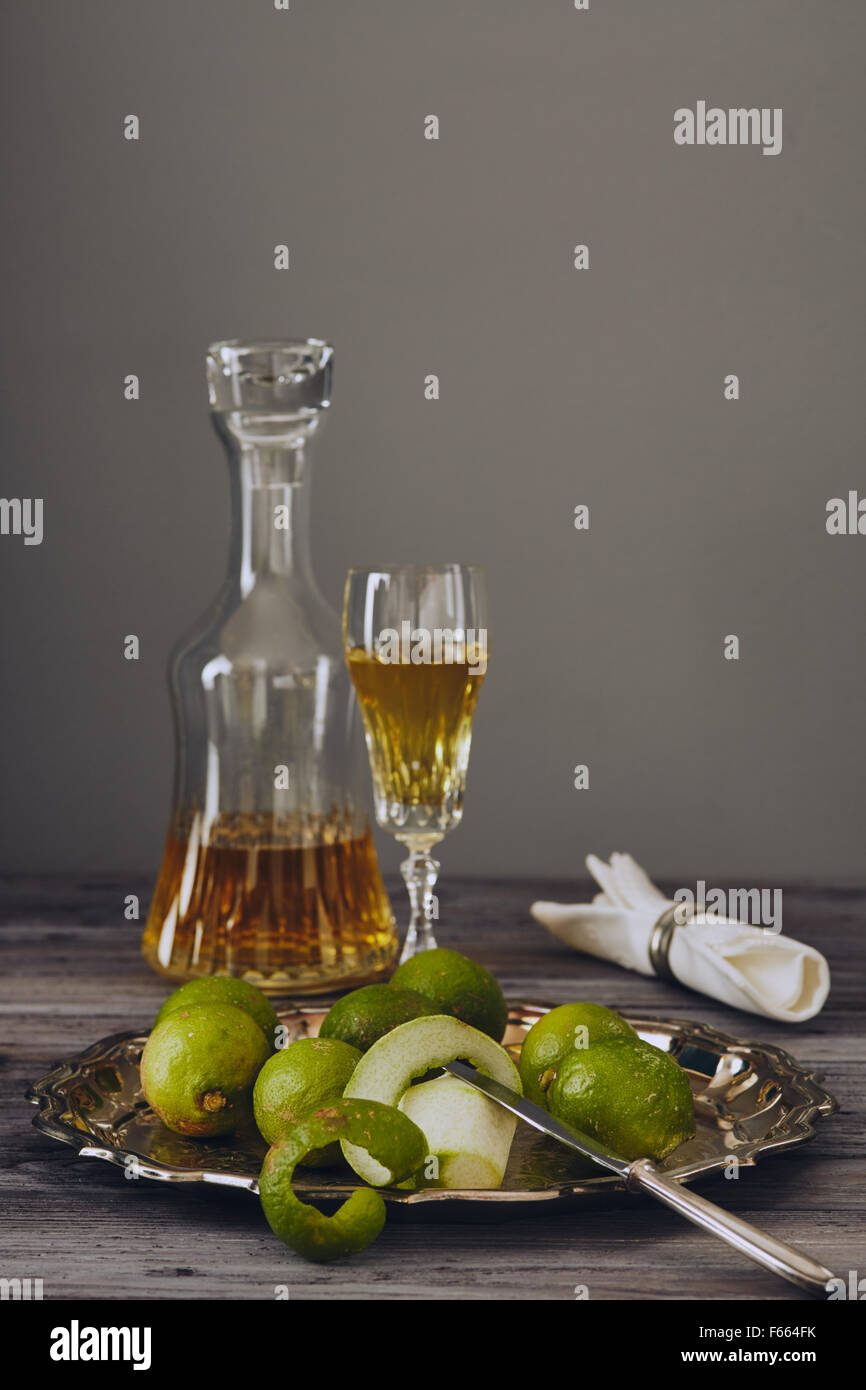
[627,1159,838,1297]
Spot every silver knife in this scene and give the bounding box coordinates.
[444,1060,838,1297]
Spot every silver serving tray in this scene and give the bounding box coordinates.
[27,1004,837,1220]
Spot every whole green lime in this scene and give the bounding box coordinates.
[140,1003,271,1138]
[253,1036,362,1166]
[319,984,438,1053]
[389,948,508,1042]
[547,1037,695,1162]
[519,1002,638,1107]
[154,977,279,1050]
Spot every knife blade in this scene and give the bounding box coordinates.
[444,1059,630,1178]
[443,1058,839,1297]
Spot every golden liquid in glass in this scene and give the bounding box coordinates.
[141,811,397,994]
[346,649,486,817]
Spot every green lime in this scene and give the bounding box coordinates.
[154,977,279,1049]
[259,1098,427,1262]
[519,1002,638,1107]
[547,1037,695,1162]
[342,1013,521,1186]
[319,984,438,1053]
[389,948,508,1042]
[140,1003,271,1138]
[253,1036,362,1167]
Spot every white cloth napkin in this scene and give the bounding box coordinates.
[531,852,830,1023]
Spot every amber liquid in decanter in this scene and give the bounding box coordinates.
[142,810,395,993]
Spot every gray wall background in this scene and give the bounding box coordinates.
[1,1,863,885]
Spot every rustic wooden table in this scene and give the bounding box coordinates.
[2,877,862,1301]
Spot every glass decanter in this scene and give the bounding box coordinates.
[141,339,398,993]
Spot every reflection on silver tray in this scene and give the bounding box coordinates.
[27,1004,837,1220]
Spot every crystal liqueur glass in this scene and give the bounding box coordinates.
[343,565,488,960]
[142,340,398,992]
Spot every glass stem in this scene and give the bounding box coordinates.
[399,844,440,961]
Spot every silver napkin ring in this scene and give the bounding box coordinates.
[648,903,693,981]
